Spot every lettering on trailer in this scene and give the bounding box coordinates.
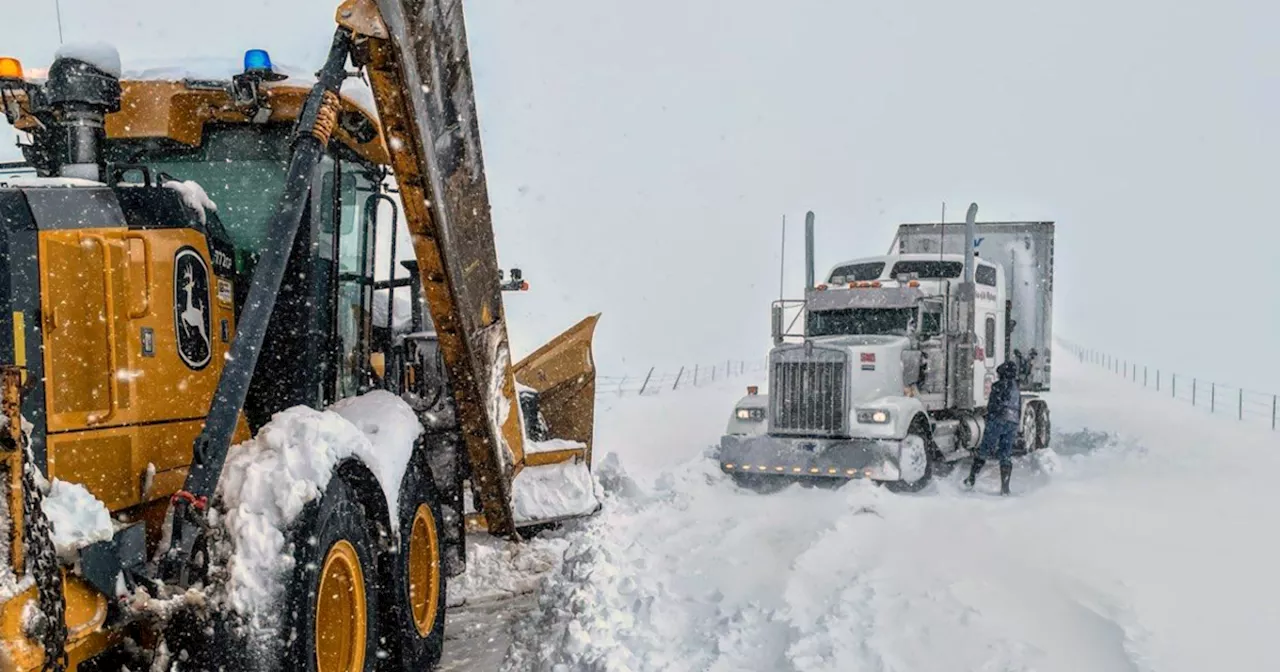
[173,247,212,370]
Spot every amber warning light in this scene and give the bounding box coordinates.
[0,57,23,82]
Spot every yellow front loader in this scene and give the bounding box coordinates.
[0,0,598,669]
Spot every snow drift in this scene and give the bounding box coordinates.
[503,346,1280,672]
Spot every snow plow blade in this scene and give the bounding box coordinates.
[355,0,529,535]
[514,314,601,467]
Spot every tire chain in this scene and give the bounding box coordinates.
[19,438,69,672]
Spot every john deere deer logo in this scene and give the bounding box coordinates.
[173,247,212,370]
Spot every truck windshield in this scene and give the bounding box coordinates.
[829,262,884,283]
[807,308,915,336]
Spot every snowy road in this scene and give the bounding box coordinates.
[490,347,1280,671]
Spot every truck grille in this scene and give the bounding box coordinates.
[771,359,846,435]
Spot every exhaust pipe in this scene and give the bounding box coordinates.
[804,211,815,289]
[963,202,978,283]
[45,45,122,182]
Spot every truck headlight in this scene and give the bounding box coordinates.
[736,408,765,421]
[856,409,891,424]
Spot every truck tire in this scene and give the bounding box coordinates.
[885,431,932,493]
[284,476,381,672]
[387,454,447,669]
[1036,402,1051,450]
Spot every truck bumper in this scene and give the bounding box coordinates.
[718,434,903,481]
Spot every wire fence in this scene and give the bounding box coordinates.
[1061,342,1278,431]
[596,359,767,398]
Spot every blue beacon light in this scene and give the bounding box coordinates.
[243,49,274,74]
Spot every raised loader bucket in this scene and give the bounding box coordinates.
[513,314,600,466]
[505,314,602,530]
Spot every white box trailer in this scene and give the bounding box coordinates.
[891,221,1055,391]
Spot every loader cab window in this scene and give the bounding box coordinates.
[829,262,884,284]
[319,159,379,400]
[127,126,291,263]
[808,308,915,337]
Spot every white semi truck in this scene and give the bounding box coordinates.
[721,205,1054,491]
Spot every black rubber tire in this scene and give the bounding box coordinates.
[884,430,933,493]
[283,476,381,672]
[1036,402,1051,450]
[387,454,448,670]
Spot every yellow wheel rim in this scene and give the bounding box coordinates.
[408,503,441,636]
[315,539,367,672]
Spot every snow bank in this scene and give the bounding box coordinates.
[511,461,599,525]
[54,42,122,77]
[447,533,571,608]
[505,348,1280,671]
[218,392,421,619]
[42,479,113,561]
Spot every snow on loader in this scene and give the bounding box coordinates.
[721,208,1052,493]
[0,0,598,669]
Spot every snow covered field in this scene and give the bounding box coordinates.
[493,347,1280,671]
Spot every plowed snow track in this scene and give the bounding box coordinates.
[445,347,1280,671]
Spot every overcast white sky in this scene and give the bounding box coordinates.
[4,0,1278,391]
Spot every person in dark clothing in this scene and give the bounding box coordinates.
[965,361,1021,495]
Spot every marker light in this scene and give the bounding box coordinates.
[0,57,22,81]
[244,49,274,73]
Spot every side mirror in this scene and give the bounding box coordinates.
[771,304,783,346]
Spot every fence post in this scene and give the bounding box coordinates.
[1273,395,1277,430]
[672,366,684,390]
[711,363,716,382]
[1144,366,1148,387]
[638,367,655,396]
[693,363,699,387]
[1211,383,1216,413]
[1156,370,1161,391]
[1239,389,1244,421]
[1192,378,1196,406]
[726,359,731,378]
[1172,373,1176,398]
[617,375,628,397]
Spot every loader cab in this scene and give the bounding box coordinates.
[103,120,394,431]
